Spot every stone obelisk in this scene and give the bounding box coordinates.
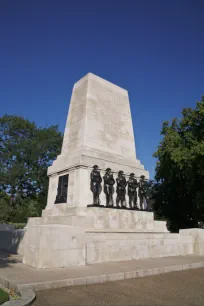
[44,73,149,216]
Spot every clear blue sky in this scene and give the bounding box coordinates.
[0,0,203,178]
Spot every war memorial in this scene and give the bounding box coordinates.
[21,73,204,269]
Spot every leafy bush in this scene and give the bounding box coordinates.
[0,193,11,223]
[0,288,9,305]
[7,222,26,229]
[0,192,42,224]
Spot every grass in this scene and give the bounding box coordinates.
[0,288,9,305]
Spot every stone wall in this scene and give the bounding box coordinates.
[23,224,85,269]
[1,215,204,269]
[86,232,194,264]
[180,229,204,256]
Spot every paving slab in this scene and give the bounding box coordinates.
[0,251,204,291]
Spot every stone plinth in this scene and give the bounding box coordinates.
[86,232,194,264]
[23,207,196,268]
[86,208,154,231]
[180,229,204,255]
[22,207,204,269]
[29,206,168,233]
[23,224,85,269]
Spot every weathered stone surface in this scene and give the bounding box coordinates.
[1,287,35,306]
[23,225,85,269]
[85,231,194,264]
[45,73,149,212]
[62,73,137,161]
[180,229,204,255]
[22,208,204,268]
[28,207,166,233]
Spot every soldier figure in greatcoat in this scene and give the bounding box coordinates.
[90,165,102,206]
[116,170,127,208]
[139,175,148,210]
[128,173,139,209]
[103,168,115,207]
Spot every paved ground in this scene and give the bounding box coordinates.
[1,251,204,291]
[33,268,204,306]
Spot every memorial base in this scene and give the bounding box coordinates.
[22,207,196,269]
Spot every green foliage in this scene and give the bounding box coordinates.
[0,288,9,305]
[153,96,204,231]
[0,191,11,223]
[0,115,63,223]
[7,198,40,223]
[7,222,26,229]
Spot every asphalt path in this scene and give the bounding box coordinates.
[33,268,204,306]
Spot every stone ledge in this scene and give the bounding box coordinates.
[3,289,35,306]
[47,156,148,176]
[0,277,35,306]
[16,261,204,292]
[85,229,170,233]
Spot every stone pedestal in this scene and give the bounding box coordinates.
[23,224,85,269]
[22,207,197,268]
[28,207,168,232]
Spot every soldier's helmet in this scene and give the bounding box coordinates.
[93,165,98,169]
[106,168,111,172]
[130,173,135,177]
[118,170,124,175]
[140,175,145,179]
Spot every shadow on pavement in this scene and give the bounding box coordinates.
[0,251,22,268]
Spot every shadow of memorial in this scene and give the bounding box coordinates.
[0,224,24,268]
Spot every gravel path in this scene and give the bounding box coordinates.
[33,268,204,306]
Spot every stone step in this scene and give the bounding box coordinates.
[28,207,170,233]
[27,215,93,227]
[85,228,176,235]
[1,252,203,291]
[85,231,193,264]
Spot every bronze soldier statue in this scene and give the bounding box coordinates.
[116,170,127,208]
[103,168,115,207]
[127,173,139,209]
[138,175,147,210]
[90,165,102,206]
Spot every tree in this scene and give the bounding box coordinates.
[0,115,62,221]
[153,96,204,231]
[0,191,11,223]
